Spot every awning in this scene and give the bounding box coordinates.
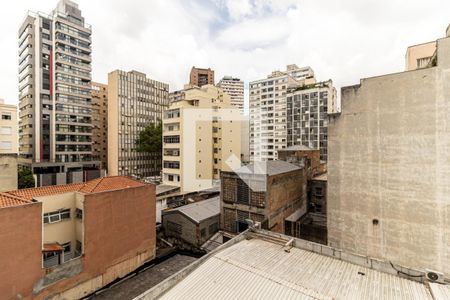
[42,243,63,252]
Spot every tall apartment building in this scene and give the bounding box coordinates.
[286,80,337,160]
[108,70,169,178]
[162,85,241,193]
[0,99,18,191]
[189,66,214,87]
[18,0,101,186]
[249,65,314,162]
[217,76,244,110]
[328,25,450,276]
[91,82,108,170]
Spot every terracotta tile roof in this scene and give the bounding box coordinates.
[0,176,146,209]
[0,193,32,208]
[7,182,85,201]
[79,176,146,193]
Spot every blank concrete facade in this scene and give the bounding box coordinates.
[328,26,450,276]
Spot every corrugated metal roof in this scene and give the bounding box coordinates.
[234,160,301,176]
[164,196,220,224]
[157,238,436,300]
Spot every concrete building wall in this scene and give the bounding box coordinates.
[328,35,450,275]
[0,203,43,299]
[0,154,18,192]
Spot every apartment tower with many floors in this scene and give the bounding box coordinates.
[189,66,215,87]
[217,76,245,110]
[108,70,169,178]
[162,85,241,193]
[91,82,108,170]
[18,0,101,186]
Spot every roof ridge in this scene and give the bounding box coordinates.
[1,192,30,203]
[85,177,105,193]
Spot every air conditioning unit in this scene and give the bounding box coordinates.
[425,270,445,283]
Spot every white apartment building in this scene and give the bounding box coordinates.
[0,99,18,191]
[250,65,339,162]
[249,65,315,162]
[217,76,244,110]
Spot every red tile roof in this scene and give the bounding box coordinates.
[0,193,32,208]
[0,176,147,209]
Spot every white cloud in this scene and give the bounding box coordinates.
[0,0,449,109]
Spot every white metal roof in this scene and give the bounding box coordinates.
[155,238,437,300]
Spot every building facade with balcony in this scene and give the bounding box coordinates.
[107,70,169,178]
[217,76,244,110]
[162,85,241,193]
[91,82,108,170]
[0,99,18,191]
[0,176,156,299]
[18,0,101,186]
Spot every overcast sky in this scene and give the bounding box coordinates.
[2,0,449,108]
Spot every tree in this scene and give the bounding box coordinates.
[136,122,163,154]
[18,168,35,189]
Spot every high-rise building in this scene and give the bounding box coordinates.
[0,99,18,191]
[108,70,169,178]
[250,65,339,162]
[249,65,314,162]
[189,66,214,87]
[162,85,241,193]
[328,25,450,275]
[18,0,101,186]
[286,80,337,161]
[405,41,436,71]
[91,82,108,170]
[217,76,244,110]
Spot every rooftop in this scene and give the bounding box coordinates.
[1,176,147,208]
[163,196,220,224]
[135,229,450,300]
[278,145,317,152]
[233,160,301,176]
[312,173,327,181]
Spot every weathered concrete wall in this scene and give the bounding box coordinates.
[0,203,43,299]
[328,36,450,276]
[0,154,17,192]
[268,169,307,233]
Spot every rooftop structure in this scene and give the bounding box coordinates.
[164,196,220,224]
[134,228,449,299]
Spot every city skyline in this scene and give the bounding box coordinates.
[1,0,449,110]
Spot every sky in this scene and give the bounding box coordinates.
[2,0,450,109]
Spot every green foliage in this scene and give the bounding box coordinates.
[136,122,163,154]
[18,168,35,189]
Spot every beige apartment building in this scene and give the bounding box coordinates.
[91,82,108,170]
[108,70,169,178]
[0,99,18,191]
[189,66,214,87]
[328,25,450,277]
[405,41,437,71]
[162,85,241,193]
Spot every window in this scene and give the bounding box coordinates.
[236,179,250,204]
[75,208,83,219]
[0,141,12,150]
[1,113,11,120]
[61,241,71,253]
[75,240,82,257]
[209,223,219,235]
[43,209,71,224]
[167,221,182,235]
[1,126,11,135]
[200,228,206,238]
